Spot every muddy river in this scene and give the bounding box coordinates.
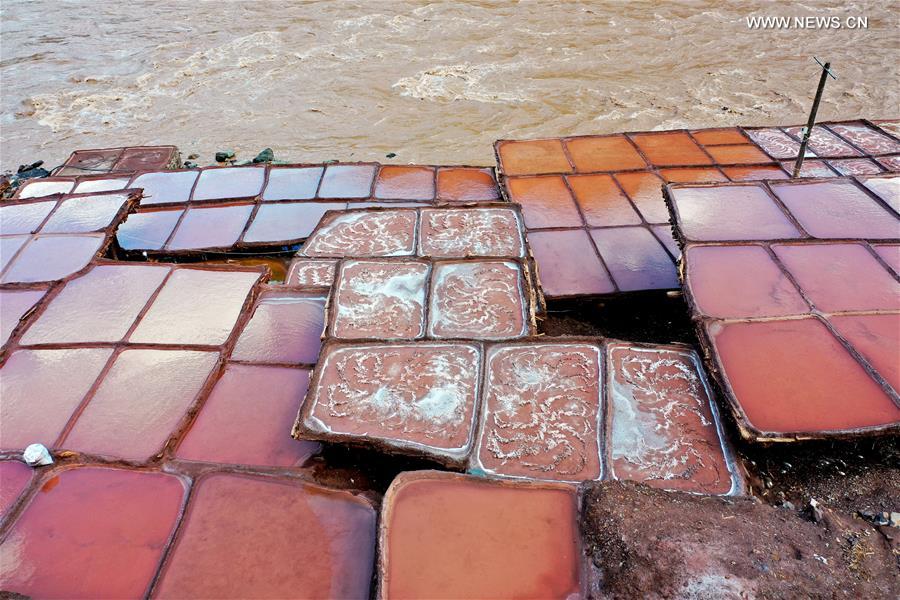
[1,0,896,172]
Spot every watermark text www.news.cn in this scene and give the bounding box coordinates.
[747,16,869,30]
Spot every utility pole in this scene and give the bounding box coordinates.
[792,57,836,178]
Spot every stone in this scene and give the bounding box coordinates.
[22,443,53,466]
[215,150,235,162]
[252,147,274,163]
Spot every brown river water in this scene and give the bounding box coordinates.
[1,1,897,173]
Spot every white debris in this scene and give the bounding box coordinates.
[23,443,53,466]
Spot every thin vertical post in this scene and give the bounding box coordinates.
[793,58,836,178]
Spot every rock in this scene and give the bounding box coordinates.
[188,153,199,160]
[252,148,274,163]
[11,160,50,183]
[23,443,53,466]
[581,481,899,599]
[807,498,824,523]
[16,166,50,181]
[890,512,900,528]
[782,501,796,510]
[17,160,44,173]
[860,510,891,527]
[215,150,235,162]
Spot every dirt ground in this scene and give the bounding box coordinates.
[581,480,899,599]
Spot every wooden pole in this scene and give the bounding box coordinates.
[793,58,836,178]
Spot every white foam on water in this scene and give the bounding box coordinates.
[30,31,286,132]
[392,63,531,104]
